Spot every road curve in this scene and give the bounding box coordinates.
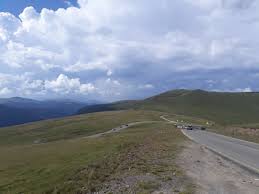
[84,121,161,139]
[182,129,259,176]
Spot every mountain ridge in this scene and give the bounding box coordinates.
[79,89,259,125]
[0,97,89,127]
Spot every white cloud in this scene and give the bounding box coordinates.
[138,84,154,90]
[0,0,259,99]
[45,74,95,94]
[64,1,73,7]
[233,87,253,92]
[107,70,113,76]
[1,0,258,73]
[0,73,95,97]
[0,87,12,96]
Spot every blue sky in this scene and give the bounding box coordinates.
[0,0,259,101]
[0,0,78,16]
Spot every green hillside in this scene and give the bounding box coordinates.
[0,110,193,193]
[136,89,259,125]
[80,90,259,126]
[3,89,259,193]
[0,110,160,146]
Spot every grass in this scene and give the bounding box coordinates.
[164,113,259,144]
[80,89,259,126]
[4,89,259,193]
[163,114,213,126]
[136,90,259,126]
[137,181,160,193]
[75,89,259,145]
[52,123,193,193]
[0,110,161,146]
[209,124,259,144]
[0,112,193,193]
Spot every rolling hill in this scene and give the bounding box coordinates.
[79,89,259,125]
[2,90,259,193]
[140,89,259,125]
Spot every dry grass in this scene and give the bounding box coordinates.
[0,110,162,146]
[0,121,193,193]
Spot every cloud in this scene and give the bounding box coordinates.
[0,0,259,99]
[64,1,73,7]
[222,0,256,9]
[45,74,95,94]
[0,73,95,98]
[0,87,12,96]
[233,87,252,92]
[138,84,154,90]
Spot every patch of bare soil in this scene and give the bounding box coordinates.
[52,125,194,194]
[97,141,191,194]
[178,141,259,194]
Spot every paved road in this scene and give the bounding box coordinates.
[182,129,259,175]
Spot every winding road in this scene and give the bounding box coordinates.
[182,129,259,175]
[160,116,259,176]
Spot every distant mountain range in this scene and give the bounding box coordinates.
[0,97,93,127]
[3,89,259,128]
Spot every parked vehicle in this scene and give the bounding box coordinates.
[186,125,193,130]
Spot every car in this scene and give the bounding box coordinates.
[201,127,206,130]
[186,125,193,130]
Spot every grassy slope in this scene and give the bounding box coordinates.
[4,89,259,192]
[0,116,192,193]
[0,110,161,146]
[80,90,259,142]
[136,90,259,125]
[143,89,259,142]
[143,90,259,142]
[79,89,259,126]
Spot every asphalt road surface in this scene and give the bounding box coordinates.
[182,129,259,175]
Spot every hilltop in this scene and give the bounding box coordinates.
[79,89,259,125]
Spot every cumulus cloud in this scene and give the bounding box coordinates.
[233,87,253,92]
[45,74,95,94]
[0,0,259,99]
[0,88,12,96]
[138,84,154,90]
[0,73,95,98]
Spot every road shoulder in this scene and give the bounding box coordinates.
[178,141,259,194]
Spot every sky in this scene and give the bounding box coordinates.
[0,0,78,16]
[0,0,259,101]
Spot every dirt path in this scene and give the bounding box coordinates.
[84,121,160,139]
[178,141,259,194]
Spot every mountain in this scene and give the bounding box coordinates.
[79,89,259,125]
[0,97,42,108]
[0,97,88,127]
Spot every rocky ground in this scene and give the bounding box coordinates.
[178,141,259,194]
